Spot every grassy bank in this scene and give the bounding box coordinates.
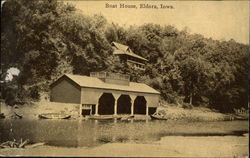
[154,104,249,121]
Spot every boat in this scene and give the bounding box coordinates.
[38,113,71,119]
[150,114,168,120]
[233,115,248,120]
[121,115,134,121]
[89,115,122,120]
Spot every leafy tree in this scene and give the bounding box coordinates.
[1,0,248,112]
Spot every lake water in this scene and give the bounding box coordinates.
[0,119,248,148]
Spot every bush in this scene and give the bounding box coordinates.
[4,88,16,106]
[1,82,41,105]
[28,86,40,100]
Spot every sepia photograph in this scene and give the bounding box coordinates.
[0,0,249,157]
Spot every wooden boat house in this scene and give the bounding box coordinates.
[50,72,160,116]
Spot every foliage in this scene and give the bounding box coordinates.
[1,0,248,112]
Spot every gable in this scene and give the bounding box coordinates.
[50,75,80,90]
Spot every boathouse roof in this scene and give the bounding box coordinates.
[52,74,160,94]
[111,42,148,61]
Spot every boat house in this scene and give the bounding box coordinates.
[111,42,147,70]
[50,72,160,116]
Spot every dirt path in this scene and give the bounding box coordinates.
[0,135,248,157]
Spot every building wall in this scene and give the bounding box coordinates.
[81,87,102,105]
[50,78,81,104]
[145,94,160,107]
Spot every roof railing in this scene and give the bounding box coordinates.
[90,72,130,81]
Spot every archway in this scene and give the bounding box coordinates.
[117,95,131,114]
[134,96,147,114]
[98,93,115,115]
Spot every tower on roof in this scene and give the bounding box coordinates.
[111,42,147,71]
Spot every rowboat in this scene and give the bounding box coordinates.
[233,115,248,120]
[89,115,122,120]
[150,114,167,120]
[39,113,71,119]
[121,115,134,121]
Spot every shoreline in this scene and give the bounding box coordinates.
[0,134,248,157]
[1,102,248,121]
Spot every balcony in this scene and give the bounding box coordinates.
[127,60,146,71]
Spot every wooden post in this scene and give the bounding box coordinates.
[113,93,120,116]
[131,101,134,116]
[95,102,99,116]
[94,92,103,116]
[90,105,92,115]
[146,103,149,116]
[130,95,136,116]
[79,104,82,116]
[114,99,118,115]
[144,96,149,116]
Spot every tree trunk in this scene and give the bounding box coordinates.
[189,93,192,105]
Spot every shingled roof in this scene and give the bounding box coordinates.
[111,42,148,61]
[52,74,160,94]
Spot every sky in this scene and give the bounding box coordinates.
[68,1,249,44]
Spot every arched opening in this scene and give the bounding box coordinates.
[98,93,115,115]
[134,96,147,114]
[117,95,131,114]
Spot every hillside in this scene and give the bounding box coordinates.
[1,0,249,112]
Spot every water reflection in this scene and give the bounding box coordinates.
[0,119,248,148]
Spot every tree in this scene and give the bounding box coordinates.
[2,0,248,112]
